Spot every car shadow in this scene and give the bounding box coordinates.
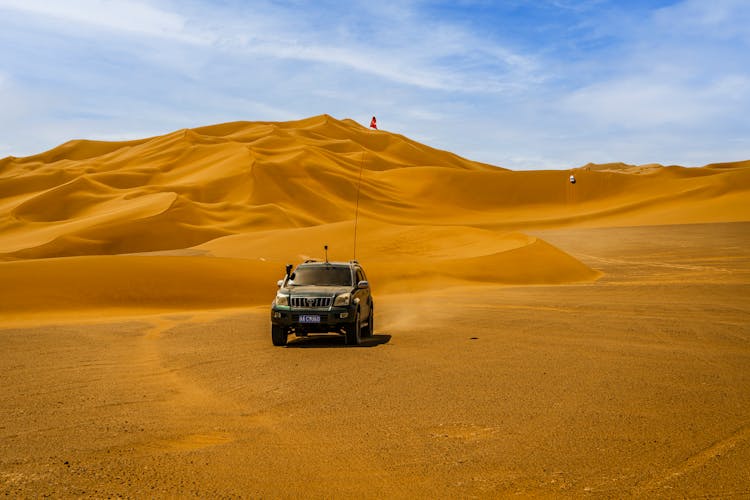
[286,333,391,348]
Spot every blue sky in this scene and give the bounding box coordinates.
[0,0,748,169]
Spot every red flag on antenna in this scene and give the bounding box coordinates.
[370,116,377,129]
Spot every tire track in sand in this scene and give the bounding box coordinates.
[632,424,750,495]
[137,313,282,454]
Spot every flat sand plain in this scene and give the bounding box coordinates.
[1,116,749,497]
[2,223,749,497]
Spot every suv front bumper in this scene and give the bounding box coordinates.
[271,305,357,333]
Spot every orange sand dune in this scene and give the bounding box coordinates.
[197,220,601,293]
[0,255,280,321]
[2,114,747,261]
[1,114,748,316]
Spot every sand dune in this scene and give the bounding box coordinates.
[2,115,748,259]
[1,115,497,260]
[197,220,601,293]
[0,255,279,322]
[1,114,748,315]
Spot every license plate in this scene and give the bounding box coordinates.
[299,315,321,324]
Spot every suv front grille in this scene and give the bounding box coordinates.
[290,296,332,308]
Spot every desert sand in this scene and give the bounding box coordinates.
[1,115,749,497]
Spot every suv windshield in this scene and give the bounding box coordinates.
[291,266,352,286]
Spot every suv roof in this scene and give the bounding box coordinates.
[287,260,363,288]
[299,259,360,266]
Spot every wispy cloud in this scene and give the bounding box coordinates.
[0,0,539,92]
[563,75,750,128]
[0,0,209,43]
[194,1,540,93]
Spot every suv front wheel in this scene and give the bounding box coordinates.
[362,305,374,337]
[271,324,288,346]
[346,311,361,346]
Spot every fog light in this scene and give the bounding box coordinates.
[273,312,282,319]
[340,312,349,319]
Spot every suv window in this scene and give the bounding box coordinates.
[291,266,353,286]
[356,269,365,283]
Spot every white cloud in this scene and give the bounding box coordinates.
[563,79,706,127]
[556,0,750,136]
[241,42,456,91]
[192,1,539,93]
[653,0,750,41]
[0,0,211,44]
[0,0,539,93]
[0,74,44,125]
[404,107,445,121]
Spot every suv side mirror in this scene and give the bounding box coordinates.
[357,280,369,289]
[277,279,284,288]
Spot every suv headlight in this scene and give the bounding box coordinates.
[275,293,289,306]
[333,292,351,307]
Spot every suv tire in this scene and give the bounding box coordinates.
[346,311,361,346]
[271,325,288,346]
[363,306,374,337]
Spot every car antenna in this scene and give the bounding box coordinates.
[324,245,329,263]
[353,146,366,260]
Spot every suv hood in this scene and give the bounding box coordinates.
[282,285,351,296]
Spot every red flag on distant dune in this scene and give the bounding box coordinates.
[370,116,377,129]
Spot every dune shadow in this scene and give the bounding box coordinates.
[286,333,391,348]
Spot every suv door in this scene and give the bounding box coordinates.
[353,267,371,320]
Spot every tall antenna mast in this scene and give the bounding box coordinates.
[353,148,366,260]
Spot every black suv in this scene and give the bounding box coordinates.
[270,260,374,346]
